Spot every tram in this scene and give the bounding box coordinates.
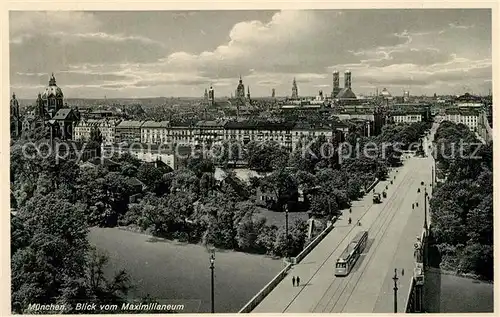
[335,231,369,277]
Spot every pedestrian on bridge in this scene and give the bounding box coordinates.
[296,276,300,287]
[292,276,296,287]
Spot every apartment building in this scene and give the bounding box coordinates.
[444,109,479,132]
[194,120,226,144]
[73,118,121,145]
[114,120,144,143]
[389,111,423,123]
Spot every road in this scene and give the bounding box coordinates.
[253,131,437,313]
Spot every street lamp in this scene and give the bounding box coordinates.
[284,204,289,260]
[209,247,215,313]
[423,188,428,232]
[392,268,399,313]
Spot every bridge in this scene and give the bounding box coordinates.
[241,124,439,314]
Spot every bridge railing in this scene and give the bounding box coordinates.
[239,178,381,313]
[405,276,416,312]
[238,262,292,313]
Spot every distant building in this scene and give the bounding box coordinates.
[291,78,299,100]
[21,73,79,140]
[74,118,121,145]
[389,111,423,123]
[82,110,116,120]
[235,76,245,100]
[272,88,276,98]
[403,91,410,103]
[224,120,295,149]
[41,73,64,117]
[10,93,22,138]
[443,108,479,132]
[379,88,393,100]
[141,120,170,144]
[331,71,341,98]
[115,120,145,143]
[455,93,484,109]
[208,85,215,106]
[291,121,334,152]
[194,120,226,144]
[48,108,79,140]
[102,143,176,170]
[139,120,194,146]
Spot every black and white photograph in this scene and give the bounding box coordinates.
[7,5,495,315]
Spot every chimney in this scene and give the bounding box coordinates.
[344,70,351,89]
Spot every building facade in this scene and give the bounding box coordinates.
[74,118,121,145]
[115,120,144,143]
[223,120,295,149]
[389,112,423,123]
[141,121,170,144]
[102,143,176,170]
[194,120,225,144]
[444,109,479,132]
[41,73,64,117]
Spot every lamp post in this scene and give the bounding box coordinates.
[392,268,399,313]
[284,204,289,260]
[431,166,434,188]
[424,188,428,232]
[209,247,215,313]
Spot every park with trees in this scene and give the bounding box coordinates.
[429,121,493,280]
[10,120,433,312]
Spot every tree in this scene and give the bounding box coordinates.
[11,193,89,312]
[309,191,339,217]
[260,168,298,212]
[247,141,289,172]
[88,126,103,157]
[186,156,215,178]
[136,162,171,195]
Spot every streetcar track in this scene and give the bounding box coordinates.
[334,173,418,312]
[318,165,416,312]
[313,166,413,312]
[279,163,411,313]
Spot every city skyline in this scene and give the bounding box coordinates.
[10,9,492,99]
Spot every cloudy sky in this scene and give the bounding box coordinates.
[10,9,492,99]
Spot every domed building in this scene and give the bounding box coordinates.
[41,73,64,116]
[32,73,79,140]
[379,88,392,99]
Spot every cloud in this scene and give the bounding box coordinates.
[9,10,492,97]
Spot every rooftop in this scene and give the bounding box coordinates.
[336,88,357,100]
[224,120,296,130]
[116,120,145,128]
[142,120,170,128]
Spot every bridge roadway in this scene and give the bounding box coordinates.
[252,154,434,313]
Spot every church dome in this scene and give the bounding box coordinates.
[380,88,392,97]
[41,73,63,100]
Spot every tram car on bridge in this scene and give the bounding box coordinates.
[335,231,368,277]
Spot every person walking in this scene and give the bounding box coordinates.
[402,269,405,276]
[292,276,296,287]
[348,217,352,225]
[296,276,300,287]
